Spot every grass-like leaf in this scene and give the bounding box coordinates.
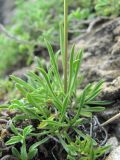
[81,106,105,112]
[6,136,22,145]
[12,147,21,160]
[27,71,46,88]
[68,45,75,92]
[45,39,63,89]
[69,49,83,94]
[11,75,34,92]
[29,137,49,151]
[60,94,69,121]
[86,100,112,105]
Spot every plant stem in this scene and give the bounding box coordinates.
[64,0,68,93]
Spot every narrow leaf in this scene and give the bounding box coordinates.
[11,75,34,92]
[68,45,75,91]
[12,147,21,159]
[29,137,49,151]
[6,136,22,145]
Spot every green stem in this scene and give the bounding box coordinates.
[64,0,68,93]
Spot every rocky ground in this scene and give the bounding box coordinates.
[75,17,120,160]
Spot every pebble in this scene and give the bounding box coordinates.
[106,137,118,150]
[105,146,120,160]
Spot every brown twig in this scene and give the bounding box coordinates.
[0,155,17,160]
[0,24,59,47]
[101,112,120,127]
[68,29,87,33]
[70,16,112,43]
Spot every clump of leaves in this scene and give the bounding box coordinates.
[6,124,49,160]
[67,135,109,160]
[5,39,109,159]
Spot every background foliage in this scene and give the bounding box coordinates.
[0,0,120,77]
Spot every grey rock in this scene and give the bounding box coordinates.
[12,64,36,80]
[101,77,120,101]
[75,17,120,85]
[75,17,120,138]
[106,137,119,151]
[105,146,120,160]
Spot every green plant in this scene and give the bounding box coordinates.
[66,135,109,160]
[2,0,110,159]
[95,0,120,16]
[6,42,109,159]
[70,8,90,20]
[6,124,49,160]
[6,44,109,159]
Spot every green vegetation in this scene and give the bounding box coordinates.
[6,124,49,160]
[0,79,19,102]
[0,0,120,77]
[95,0,120,16]
[5,40,109,159]
[0,35,29,77]
[0,0,112,159]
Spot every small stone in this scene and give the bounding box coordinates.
[106,137,118,150]
[101,77,120,101]
[105,146,120,160]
